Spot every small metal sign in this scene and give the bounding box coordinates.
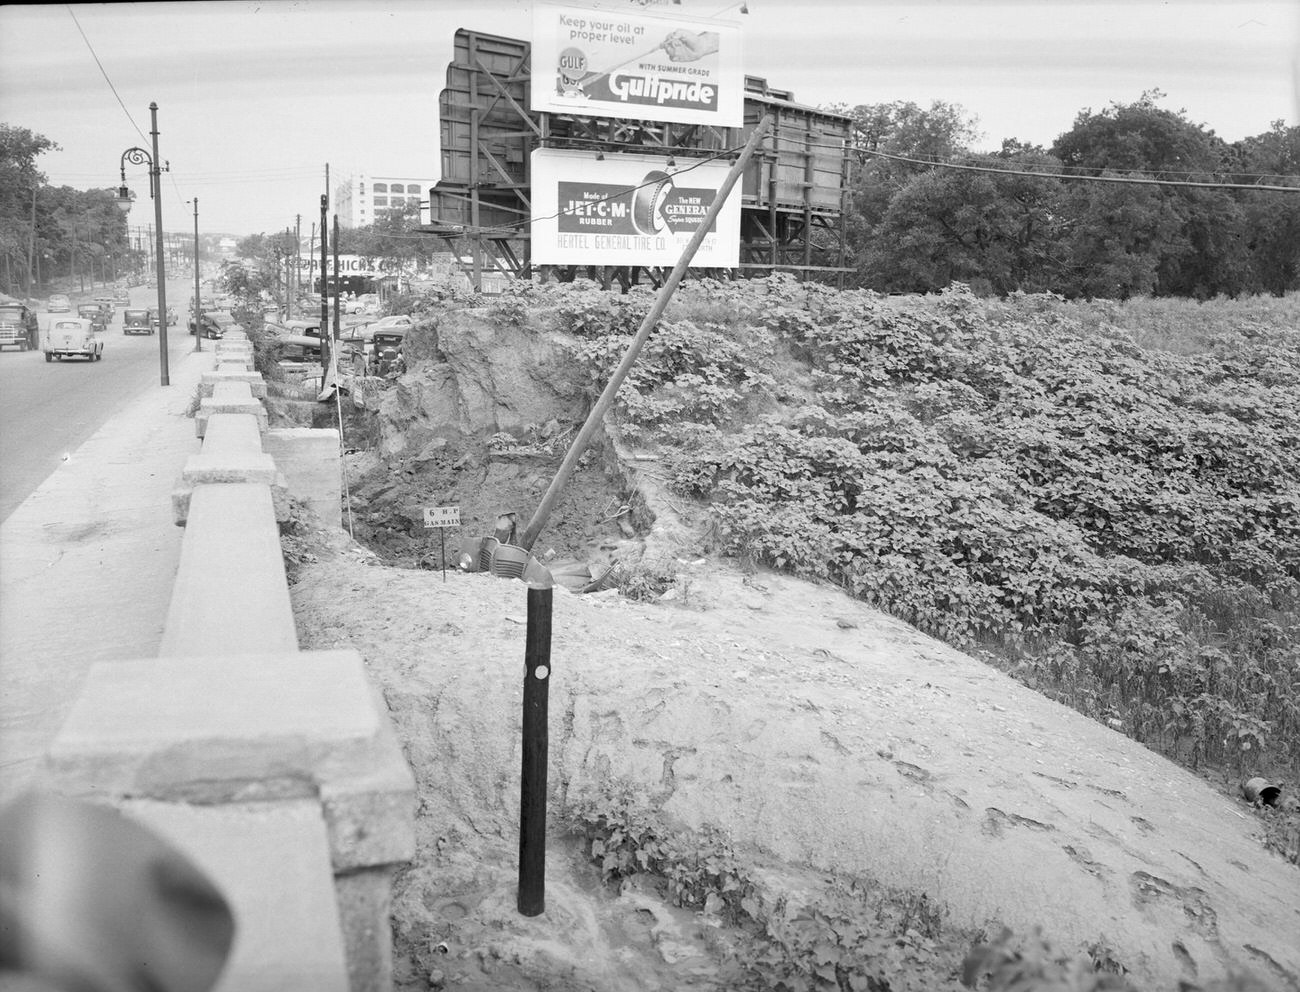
[423,506,461,529]
[422,506,460,581]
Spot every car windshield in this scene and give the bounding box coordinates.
[54,320,83,331]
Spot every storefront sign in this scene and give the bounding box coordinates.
[531,148,740,266]
[531,2,743,126]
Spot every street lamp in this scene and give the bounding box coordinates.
[189,198,201,353]
[115,101,170,386]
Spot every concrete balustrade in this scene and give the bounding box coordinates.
[42,344,413,992]
[202,368,269,398]
[198,381,268,437]
[173,414,289,523]
[160,483,299,656]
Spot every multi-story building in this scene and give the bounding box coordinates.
[333,174,436,229]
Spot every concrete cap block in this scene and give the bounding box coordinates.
[160,484,296,649]
[201,371,267,399]
[197,396,266,438]
[319,686,416,869]
[202,413,266,455]
[122,798,349,992]
[46,650,381,797]
[182,451,280,485]
[172,476,290,526]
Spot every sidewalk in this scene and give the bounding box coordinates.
[0,348,214,802]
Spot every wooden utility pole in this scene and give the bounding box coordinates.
[517,115,773,552]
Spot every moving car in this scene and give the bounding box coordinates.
[77,303,108,335]
[123,308,152,335]
[93,296,117,319]
[47,294,71,313]
[43,316,103,362]
[113,288,130,306]
[188,310,242,340]
[0,300,40,351]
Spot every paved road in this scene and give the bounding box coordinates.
[0,280,202,522]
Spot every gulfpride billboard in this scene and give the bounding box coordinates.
[531,3,743,127]
[530,148,741,267]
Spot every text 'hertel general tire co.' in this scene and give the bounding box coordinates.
[531,2,744,127]
[530,149,742,267]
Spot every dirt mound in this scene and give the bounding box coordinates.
[290,549,1300,992]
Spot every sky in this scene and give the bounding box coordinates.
[1,0,1296,236]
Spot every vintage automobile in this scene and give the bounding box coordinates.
[273,318,322,360]
[123,308,152,335]
[148,305,179,331]
[188,310,242,340]
[369,328,406,376]
[43,316,103,362]
[93,296,116,319]
[113,288,130,306]
[47,294,71,313]
[0,300,40,351]
[77,303,108,335]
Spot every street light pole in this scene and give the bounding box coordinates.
[191,197,201,353]
[115,102,170,386]
[149,103,170,385]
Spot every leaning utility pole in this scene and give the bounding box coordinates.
[517,115,773,552]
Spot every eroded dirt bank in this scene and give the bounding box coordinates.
[290,543,1300,992]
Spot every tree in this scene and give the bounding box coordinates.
[833,100,982,286]
[868,154,1063,295]
[1051,90,1224,176]
[0,124,59,294]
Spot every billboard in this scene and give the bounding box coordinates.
[531,2,743,127]
[531,148,741,267]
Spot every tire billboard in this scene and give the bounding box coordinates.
[531,2,743,127]
[531,148,742,267]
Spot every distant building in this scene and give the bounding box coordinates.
[334,174,435,229]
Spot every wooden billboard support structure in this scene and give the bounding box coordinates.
[422,29,852,290]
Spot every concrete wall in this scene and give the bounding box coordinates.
[40,332,414,992]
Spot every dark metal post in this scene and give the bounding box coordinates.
[192,198,201,352]
[319,194,328,371]
[518,585,552,916]
[332,214,340,349]
[150,102,169,386]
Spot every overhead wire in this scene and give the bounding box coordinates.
[66,5,148,146]
[857,148,1300,193]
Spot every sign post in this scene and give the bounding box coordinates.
[422,506,461,581]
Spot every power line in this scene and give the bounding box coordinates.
[859,148,1300,193]
[65,6,148,146]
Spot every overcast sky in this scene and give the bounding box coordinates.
[1,0,1295,235]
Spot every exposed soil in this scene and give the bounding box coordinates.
[287,507,1300,992]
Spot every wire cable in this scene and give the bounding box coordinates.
[66,6,148,146]
[858,148,1300,192]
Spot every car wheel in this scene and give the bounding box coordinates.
[44,352,52,363]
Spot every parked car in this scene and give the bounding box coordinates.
[123,308,152,335]
[274,319,322,360]
[47,294,71,313]
[43,317,103,362]
[0,300,40,351]
[77,303,108,335]
[369,328,406,376]
[188,310,241,340]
